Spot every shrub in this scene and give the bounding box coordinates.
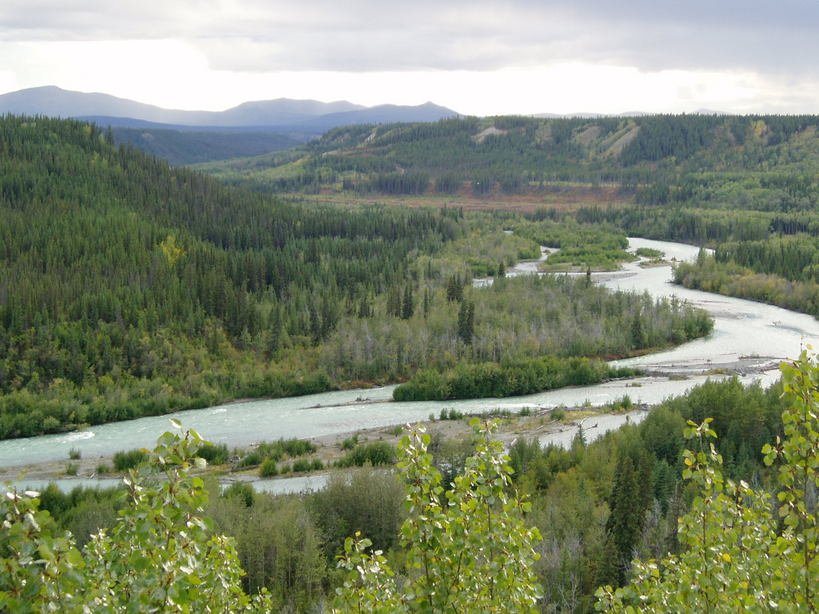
[222,481,255,507]
[341,434,360,450]
[195,442,229,465]
[292,459,314,473]
[259,457,279,477]
[338,442,396,468]
[112,448,147,471]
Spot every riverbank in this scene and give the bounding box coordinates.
[0,403,646,489]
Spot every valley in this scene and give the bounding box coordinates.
[1,110,818,613]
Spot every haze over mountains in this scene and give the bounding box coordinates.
[0,86,459,130]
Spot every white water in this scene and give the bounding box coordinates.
[2,238,817,476]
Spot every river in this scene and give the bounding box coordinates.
[1,238,816,473]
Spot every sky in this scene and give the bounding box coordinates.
[2,0,818,116]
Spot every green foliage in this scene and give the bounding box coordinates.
[596,352,819,612]
[340,434,360,450]
[337,442,396,467]
[515,219,634,271]
[195,442,229,465]
[675,242,819,317]
[222,481,256,507]
[207,492,325,611]
[201,114,819,202]
[394,356,640,401]
[327,271,711,389]
[634,247,663,259]
[331,420,542,614]
[259,457,279,477]
[0,421,273,612]
[0,116,462,438]
[438,407,465,420]
[308,467,406,561]
[112,126,308,166]
[112,448,148,471]
[237,437,317,468]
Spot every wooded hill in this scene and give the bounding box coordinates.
[0,116,460,436]
[196,114,819,204]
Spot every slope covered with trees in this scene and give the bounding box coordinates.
[196,114,819,200]
[0,116,459,437]
[0,116,715,438]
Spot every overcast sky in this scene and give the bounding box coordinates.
[2,0,818,115]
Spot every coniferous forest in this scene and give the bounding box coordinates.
[0,116,711,438]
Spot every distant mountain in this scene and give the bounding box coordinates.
[0,86,458,130]
[0,86,215,125]
[0,86,460,164]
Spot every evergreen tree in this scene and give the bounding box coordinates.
[386,286,402,318]
[401,285,414,320]
[457,300,475,345]
[446,275,463,302]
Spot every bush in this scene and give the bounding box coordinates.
[222,481,256,507]
[292,459,314,473]
[259,457,279,477]
[341,434,360,450]
[439,407,465,420]
[308,467,406,559]
[112,448,147,471]
[195,442,229,465]
[338,442,396,468]
[68,447,81,460]
[0,423,274,612]
[238,451,262,467]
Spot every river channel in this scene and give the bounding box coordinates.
[1,238,817,472]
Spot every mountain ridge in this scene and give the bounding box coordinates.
[0,85,459,129]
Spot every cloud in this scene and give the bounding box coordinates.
[3,0,818,78]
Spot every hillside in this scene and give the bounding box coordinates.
[197,115,819,207]
[109,126,311,165]
[0,116,459,437]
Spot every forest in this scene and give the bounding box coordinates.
[0,116,713,438]
[195,112,819,321]
[197,114,819,199]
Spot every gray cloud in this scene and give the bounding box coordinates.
[3,0,818,76]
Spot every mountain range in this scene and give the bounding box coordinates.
[0,86,459,130]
